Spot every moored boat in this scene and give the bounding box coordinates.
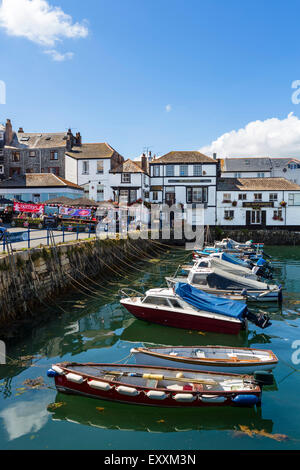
[131,346,278,374]
[119,284,271,335]
[47,362,264,408]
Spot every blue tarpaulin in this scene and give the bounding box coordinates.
[221,252,249,268]
[175,282,247,319]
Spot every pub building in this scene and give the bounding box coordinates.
[216,177,300,229]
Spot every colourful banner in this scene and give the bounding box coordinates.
[58,207,92,218]
[13,202,44,214]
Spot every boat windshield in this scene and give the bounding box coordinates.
[143,296,170,306]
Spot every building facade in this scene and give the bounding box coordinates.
[217,177,300,229]
[149,151,219,225]
[110,155,150,204]
[65,142,124,202]
[220,157,300,184]
[0,119,81,179]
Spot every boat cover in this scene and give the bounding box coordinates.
[208,258,255,278]
[175,282,247,319]
[221,252,250,268]
[206,267,273,291]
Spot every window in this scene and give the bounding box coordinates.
[143,296,170,306]
[269,193,278,201]
[254,193,262,201]
[238,194,247,200]
[130,190,137,202]
[166,165,174,177]
[97,160,104,174]
[193,165,202,177]
[169,299,183,309]
[273,209,283,220]
[180,165,188,176]
[29,151,36,157]
[0,165,4,174]
[82,161,89,175]
[223,193,231,202]
[153,165,160,177]
[288,163,300,170]
[224,210,234,220]
[121,173,131,183]
[49,167,59,176]
[192,274,208,285]
[12,152,20,162]
[152,191,159,201]
[234,173,241,178]
[251,210,261,224]
[288,193,300,206]
[257,172,265,178]
[187,187,208,204]
[97,184,104,202]
[50,151,58,161]
[33,194,41,203]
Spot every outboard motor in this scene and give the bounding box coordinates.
[244,310,272,329]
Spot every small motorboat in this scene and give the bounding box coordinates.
[47,362,265,407]
[166,266,282,303]
[131,346,278,374]
[120,284,271,335]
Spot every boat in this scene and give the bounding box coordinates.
[181,257,260,280]
[131,345,278,374]
[47,362,265,407]
[166,266,282,303]
[119,284,271,335]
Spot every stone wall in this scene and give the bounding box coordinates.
[0,237,157,329]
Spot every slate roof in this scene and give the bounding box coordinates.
[151,151,216,164]
[217,177,300,191]
[0,173,82,189]
[14,132,68,149]
[221,157,300,172]
[66,143,121,160]
[110,159,148,174]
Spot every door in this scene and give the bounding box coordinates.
[165,192,176,207]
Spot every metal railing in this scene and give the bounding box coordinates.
[1,225,97,251]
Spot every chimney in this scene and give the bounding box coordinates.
[213,152,217,160]
[66,128,73,152]
[18,127,24,133]
[141,153,147,173]
[75,132,82,146]
[5,119,13,146]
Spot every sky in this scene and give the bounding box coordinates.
[1,0,300,159]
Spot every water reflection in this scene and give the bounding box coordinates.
[48,392,274,435]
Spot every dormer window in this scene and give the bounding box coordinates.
[121,173,131,183]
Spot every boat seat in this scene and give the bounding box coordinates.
[166,384,184,391]
[196,351,206,358]
[146,379,158,388]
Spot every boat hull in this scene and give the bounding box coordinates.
[121,302,244,335]
[132,350,277,374]
[52,363,261,408]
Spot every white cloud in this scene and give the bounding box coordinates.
[165,104,172,113]
[0,0,88,60]
[200,113,300,158]
[44,49,74,62]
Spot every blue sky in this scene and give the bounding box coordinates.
[1,0,300,159]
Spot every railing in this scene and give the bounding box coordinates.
[1,224,97,251]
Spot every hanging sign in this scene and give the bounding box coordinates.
[59,207,92,217]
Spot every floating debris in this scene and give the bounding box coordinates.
[23,377,46,390]
[96,407,105,412]
[236,425,289,442]
[47,402,66,411]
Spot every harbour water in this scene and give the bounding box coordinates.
[0,245,300,450]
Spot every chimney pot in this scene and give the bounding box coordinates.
[18,127,24,133]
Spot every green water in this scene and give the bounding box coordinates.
[0,245,300,450]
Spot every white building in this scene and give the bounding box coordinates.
[149,151,219,225]
[220,157,300,185]
[109,155,150,204]
[217,177,300,229]
[65,143,124,202]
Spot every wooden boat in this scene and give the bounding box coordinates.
[47,362,263,407]
[131,346,278,374]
